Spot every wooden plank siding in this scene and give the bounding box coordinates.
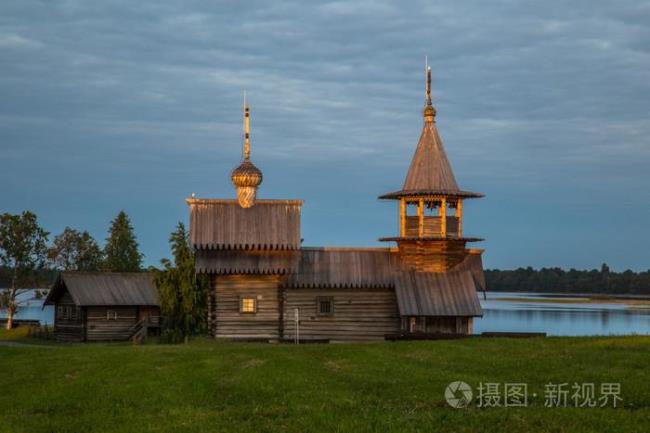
[283,289,401,342]
[85,306,138,341]
[210,274,282,340]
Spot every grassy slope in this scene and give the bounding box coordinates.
[0,335,648,433]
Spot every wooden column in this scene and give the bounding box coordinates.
[440,197,447,238]
[456,199,463,237]
[400,198,406,237]
[418,199,424,238]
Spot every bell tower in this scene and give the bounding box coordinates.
[379,63,483,272]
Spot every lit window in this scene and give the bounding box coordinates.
[240,297,257,313]
[317,297,334,316]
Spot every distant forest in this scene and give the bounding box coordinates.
[3,264,650,295]
[485,264,650,295]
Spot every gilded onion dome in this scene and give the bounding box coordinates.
[231,98,263,208]
[231,159,263,188]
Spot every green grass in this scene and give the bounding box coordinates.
[0,335,649,432]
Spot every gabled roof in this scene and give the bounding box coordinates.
[379,119,482,200]
[187,198,303,250]
[44,272,157,307]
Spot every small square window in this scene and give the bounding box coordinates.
[240,297,257,314]
[317,297,334,316]
[106,310,117,320]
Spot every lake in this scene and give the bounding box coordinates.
[474,291,650,336]
[2,290,650,336]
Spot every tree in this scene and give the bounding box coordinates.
[154,222,207,340]
[0,211,49,329]
[103,211,143,272]
[48,227,103,271]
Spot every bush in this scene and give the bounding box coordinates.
[159,328,185,344]
[27,324,54,340]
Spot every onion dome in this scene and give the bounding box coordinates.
[232,97,263,208]
[232,159,263,208]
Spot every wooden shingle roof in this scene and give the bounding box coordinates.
[380,119,482,200]
[44,272,157,307]
[195,249,300,274]
[394,270,482,317]
[281,248,397,289]
[187,198,302,250]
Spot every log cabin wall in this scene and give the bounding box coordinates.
[210,274,282,340]
[137,306,161,326]
[401,316,472,335]
[397,240,467,272]
[53,290,84,342]
[85,306,138,341]
[283,288,401,342]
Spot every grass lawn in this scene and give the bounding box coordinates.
[0,332,649,432]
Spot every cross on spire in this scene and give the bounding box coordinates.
[423,57,436,121]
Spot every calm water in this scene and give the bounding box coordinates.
[474,292,650,336]
[0,290,54,325]
[3,291,650,336]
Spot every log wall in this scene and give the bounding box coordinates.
[210,274,281,340]
[397,240,467,272]
[401,316,473,335]
[53,290,84,342]
[86,306,138,341]
[283,288,401,342]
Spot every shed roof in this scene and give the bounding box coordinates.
[187,198,302,250]
[394,270,482,317]
[44,272,158,307]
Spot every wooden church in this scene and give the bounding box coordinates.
[188,68,485,342]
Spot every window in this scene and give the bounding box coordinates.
[57,306,64,318]
[70,307,78,321]
[106,310,118,320]
[317,297,334,316]
[240,297,257,314]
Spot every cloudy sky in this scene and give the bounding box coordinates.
[1,1,649,270]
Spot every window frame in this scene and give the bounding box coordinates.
[316,296,334,316]
[239,296,257,314]
[106,310,118,320]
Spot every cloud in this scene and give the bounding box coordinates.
[1,0,649,270]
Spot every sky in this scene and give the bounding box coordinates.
[1,0,649,271]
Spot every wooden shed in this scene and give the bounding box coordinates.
[188,78,486,342]
[44,272,160,342]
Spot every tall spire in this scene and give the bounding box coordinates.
[231,93,263,208]
[423,58,436,121]
[243,91,251,160]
